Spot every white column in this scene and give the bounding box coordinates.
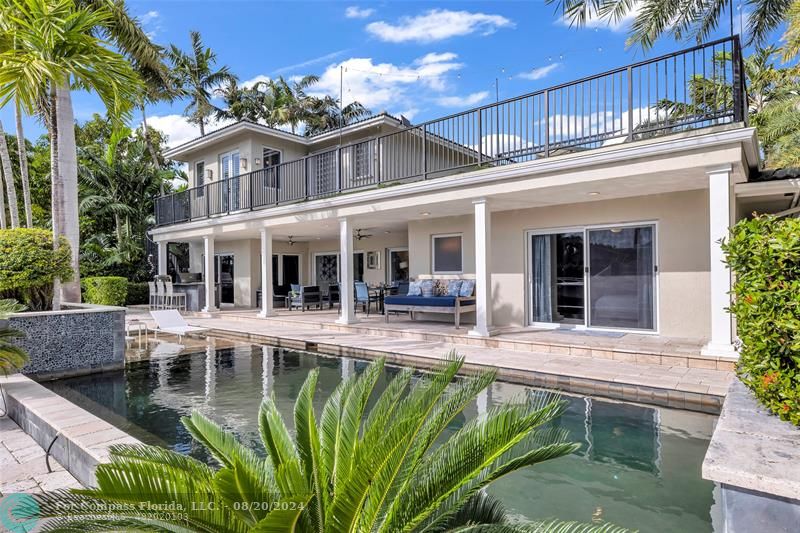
[157,240,168,276]
[702,165,736,357]
[202,235,218,312]
[469,198,493,337]
[336,217,357,324]
[258,228,275,317]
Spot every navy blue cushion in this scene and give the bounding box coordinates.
[384,295,476,308]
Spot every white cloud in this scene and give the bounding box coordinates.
[311,52,463,112]
[436,91,489,108]
[140,10,159,24]
[366,9,514,43]
[345,6,375,19]
[272,50,349,75]
[241,75,271,89]
[146,114,234,148]
[519,63,560,81]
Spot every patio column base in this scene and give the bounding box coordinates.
[257,311,276,318]
[335,316,359,326]
[701,341,738,358]
[467,326,497,338]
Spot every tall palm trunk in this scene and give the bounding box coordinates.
[15,100,33,228]
[49,85,62,311]
[199,118,205,136]
[56,83,81,303]
[0,120,19,228]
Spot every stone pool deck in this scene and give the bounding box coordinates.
[0,415,81,494]
[128,309,734,413]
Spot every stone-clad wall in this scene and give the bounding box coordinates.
[9,303,125,379]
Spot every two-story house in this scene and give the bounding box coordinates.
[149,37,793,360]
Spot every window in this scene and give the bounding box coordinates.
[354,142,372,179]
[195,161,205,197]
[262,148,281,188]
[432,234,463,274]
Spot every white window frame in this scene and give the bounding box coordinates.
[311,251,366,283]
[431,233,464,275]
[386,247,409,283]
[261,146,283,188]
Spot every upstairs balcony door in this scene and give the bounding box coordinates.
[220,151,240,212]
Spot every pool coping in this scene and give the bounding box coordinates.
[0,373,142,488]
[703,380,800,500]
[204,327,724,414]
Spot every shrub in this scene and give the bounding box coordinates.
[125,281,149,305]
[0,228,72,311]
[82,276,128,306]
[723,215,800,426]
[0,299,27,375]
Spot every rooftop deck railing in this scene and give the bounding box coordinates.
[155,36,747,227]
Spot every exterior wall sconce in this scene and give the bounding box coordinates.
[241,158,248,170]
[205,169,213,179]
[254,158,261,167]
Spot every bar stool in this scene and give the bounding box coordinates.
[165,280,187,311]
[148,281,159,310]
[156,280,167,310]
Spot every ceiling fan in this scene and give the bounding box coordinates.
[354,228,373,240]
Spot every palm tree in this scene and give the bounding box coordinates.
[24,356,628,532]
[0,120,20,227]
[0,0,142,309]
[169,31,235,136]
[14,99,33,227]
[547,0,792,50]
[272,75,319,134]
[304,95,371,136]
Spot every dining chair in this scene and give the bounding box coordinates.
[148,281,159,310]
[354,282,380,315]
[156,280,167,310]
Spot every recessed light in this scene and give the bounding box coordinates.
[420,211,431,216]
[384,230,391,234]
[588,192,600,196]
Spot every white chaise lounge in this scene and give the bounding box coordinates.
[149,310,208,340]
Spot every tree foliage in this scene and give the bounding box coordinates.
[0,228,72,310]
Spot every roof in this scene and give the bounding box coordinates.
[750,167,800,182]
[163,113,403,159]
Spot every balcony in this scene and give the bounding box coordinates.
[155,36,747,227]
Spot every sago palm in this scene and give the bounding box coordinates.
[23,356,628,532]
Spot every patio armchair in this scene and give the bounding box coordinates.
[326,283,340,309]
[289,285,323,311]
[354,282,381,315]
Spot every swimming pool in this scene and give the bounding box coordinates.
[45,340,718,531]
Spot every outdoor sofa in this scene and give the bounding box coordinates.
[384,275,476,328]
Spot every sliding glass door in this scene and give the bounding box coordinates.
[529,224,656,331]
[530,231,585,325]
[588,226,655,330]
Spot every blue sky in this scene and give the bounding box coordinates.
[2,1,762,148]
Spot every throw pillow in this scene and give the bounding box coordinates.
[446,280,463,296]
[420,280,435,297]
[407,281,422,296]
[459,279,476,297]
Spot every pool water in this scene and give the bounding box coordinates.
[46,342,718,531]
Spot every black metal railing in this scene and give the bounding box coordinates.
[155,36,747,227]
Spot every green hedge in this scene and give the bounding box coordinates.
[0,228,72,311]
[723,215,800,426]
[126,282,149,305]
[82,276,128,306]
